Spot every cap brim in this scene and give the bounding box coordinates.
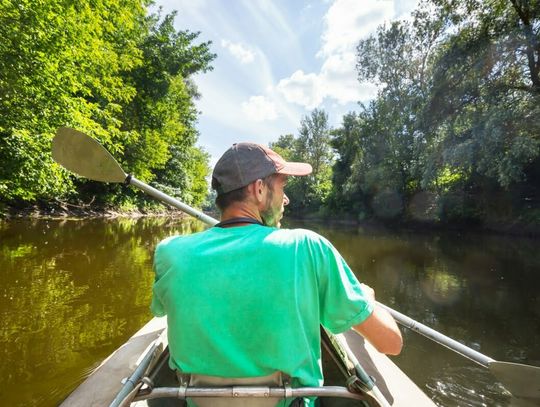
[277,162,312,176]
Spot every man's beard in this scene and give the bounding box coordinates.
[260,188,280,227]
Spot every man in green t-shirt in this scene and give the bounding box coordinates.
[151,142,402,405]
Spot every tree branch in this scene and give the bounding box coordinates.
[509,0,540,89]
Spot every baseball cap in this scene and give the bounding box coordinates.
[212,142,312,194]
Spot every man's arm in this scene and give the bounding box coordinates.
[353,284,403,355]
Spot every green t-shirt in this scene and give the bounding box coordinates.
[151,225,373,393]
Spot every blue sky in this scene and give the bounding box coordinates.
[152,0,419,165]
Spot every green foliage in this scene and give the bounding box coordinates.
[0,1,215,210]
[269,134,298,161]
[0,130,73,201]
[0,0,147,203]
[327,113,368,213]
[422,0,540,188]
[270,110,334,213]
[325,0,540,224]
[294,109,333,210]
[154,145,211,207]
[121,11,215,186]
[434,167,465,192]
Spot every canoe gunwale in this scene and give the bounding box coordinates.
[109,332,167,407]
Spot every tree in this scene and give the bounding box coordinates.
[296,109,334,209]
[269,134,298,161]
[351,15,441,219]
[121,11,215,183]
[423,0,540,189]
[268,111,334,213]
[153,145,211,207]
[346,0,540,223]
[117,10,215,208]
[0,2,216,212]
[0,0,148,204]
[328,112,367,213]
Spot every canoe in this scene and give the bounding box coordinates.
[60,317,436,407]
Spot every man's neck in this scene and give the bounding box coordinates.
[220,203,262,226]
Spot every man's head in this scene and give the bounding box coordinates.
[211,143,312,226]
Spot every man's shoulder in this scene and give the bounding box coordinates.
[270,227,329,246]
[155,229,210,251]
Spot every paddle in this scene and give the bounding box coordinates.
[377,303,540,400]
[52,127,540,401]
[51,127,217,226]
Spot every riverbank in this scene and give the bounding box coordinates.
[290,211,540,239]
[0,201,196,220]
[3,201,540,238]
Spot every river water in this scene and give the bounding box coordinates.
[0,217,539,406]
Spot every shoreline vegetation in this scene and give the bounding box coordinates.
[3,203,539,239]
[0,201,195,220]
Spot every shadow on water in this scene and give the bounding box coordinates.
[1,218,539,406]
[0,217,205,407]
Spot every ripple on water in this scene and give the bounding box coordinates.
[425,365,512,407]
[30,363,99,407]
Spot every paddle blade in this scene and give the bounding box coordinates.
[52,127,127,183]
[489,361,540,400]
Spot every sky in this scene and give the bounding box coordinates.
[152,0,419,165]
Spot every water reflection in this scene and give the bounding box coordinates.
[0,217,204,407]
[1,218,539,406]
[422,264,463,305]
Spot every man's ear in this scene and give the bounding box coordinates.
[252,179,265,203]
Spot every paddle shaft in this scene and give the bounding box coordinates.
[128,176,218,226]
[377,302,494,367]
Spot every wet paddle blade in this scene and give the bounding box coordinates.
[52,127,127,183]
[489,361,540,400]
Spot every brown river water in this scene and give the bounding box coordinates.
[0,217,539,406]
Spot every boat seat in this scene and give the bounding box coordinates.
[176,371,300,407]
[129,343,370,407]
[133,367,369,407]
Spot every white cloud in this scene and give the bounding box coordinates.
[277,70,324,110]
[274,0,404,109]
[221,39,255,64]
[193,74,299,160]
[319,0,394,58]
[320,51,378,103]
[152,0,420,164]
[241,95,278,122]
[395,0,421,20]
